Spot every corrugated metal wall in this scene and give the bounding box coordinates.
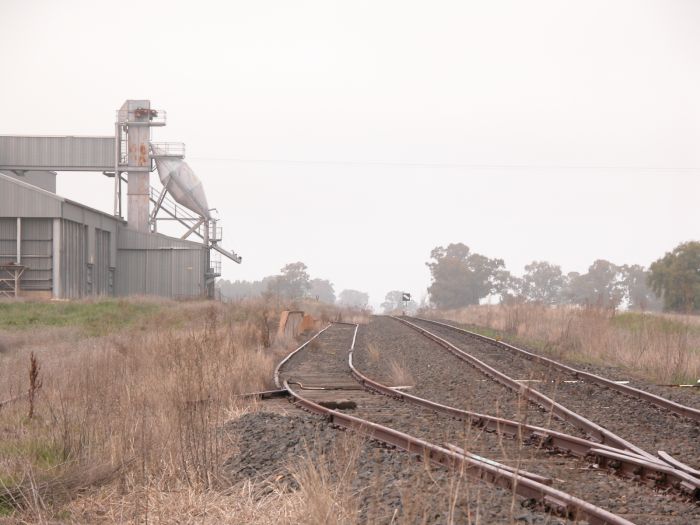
[116,249,206,297]
[0,218,16,267]
[61,220,87,299]
[0,170,57,193]
[0,218,53,292]
[0,173,62,218]
[0,136,115,171]
[94,228,111,295]
[116,228,206,298]
[21,219,53,291]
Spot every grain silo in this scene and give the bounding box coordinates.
[0,100,240,299]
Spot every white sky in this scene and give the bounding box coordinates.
[1,0,698,307]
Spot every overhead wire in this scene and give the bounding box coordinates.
[187,157,700,171]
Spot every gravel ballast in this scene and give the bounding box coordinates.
[274,320,700,524]
[406,317,700,471]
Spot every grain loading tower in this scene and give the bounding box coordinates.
[0,100,241,299]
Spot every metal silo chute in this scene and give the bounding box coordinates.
[151,145,211,219]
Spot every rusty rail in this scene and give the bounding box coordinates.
[273,323,332,389]
[347,327,700,498]
[392,316,663,463]
[414,317,700,422]
[284,380,637,524]
[275,325,635,525]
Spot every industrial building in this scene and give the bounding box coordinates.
[0,100,240,299]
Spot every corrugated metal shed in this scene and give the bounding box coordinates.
[1,172,208,299]
[0,136,115,171]
[116,227,206,298]
[0,172,62,217]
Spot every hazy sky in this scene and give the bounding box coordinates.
[2,1,698,307]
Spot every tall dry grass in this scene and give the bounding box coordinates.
[0,299,288,523]
[431,304,700,383]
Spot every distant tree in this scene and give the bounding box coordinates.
[426,243,506,309]
[619,264,662,311]
[381,290,418,314]
[521,261,564,304]
[497,272,524,304]
[561,271,584,305]
[337,289,369,308]
[586,259,625,308]
[561,260,624,308]
[309,278,336,303]
[273,262,311,299]
[648,241,700,313]
[216,278,267,300]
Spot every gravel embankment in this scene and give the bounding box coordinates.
[408,318,700,470]
[223,411,566,525]
[279,320,700,524]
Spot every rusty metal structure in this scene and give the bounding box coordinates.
[0,100,241,299]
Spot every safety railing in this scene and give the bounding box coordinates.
[150,142,185,158]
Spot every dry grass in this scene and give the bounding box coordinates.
[388,359,415,387]
[0,298,572,523]
[0,298,300,523]
[431,304,700,383]
[366,343,380,364]
[286,435,364,525]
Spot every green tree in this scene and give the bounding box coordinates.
[648,241,700,313]
[426,243,506,309]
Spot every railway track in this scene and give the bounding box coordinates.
[401,316,700,473]
[273,320,700,524]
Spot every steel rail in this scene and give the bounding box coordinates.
[392,316,662,463]
[274,326,634,525]
[346,328,700,497]
[414,317,700,422]
[444,443,553,485]
[284,380,636,524]
[273,323,332,389]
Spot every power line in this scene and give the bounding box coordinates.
[188,157,700,171]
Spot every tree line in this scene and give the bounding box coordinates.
[216,262,370,308]
[426,241,700,313]
[217,241,699,314]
